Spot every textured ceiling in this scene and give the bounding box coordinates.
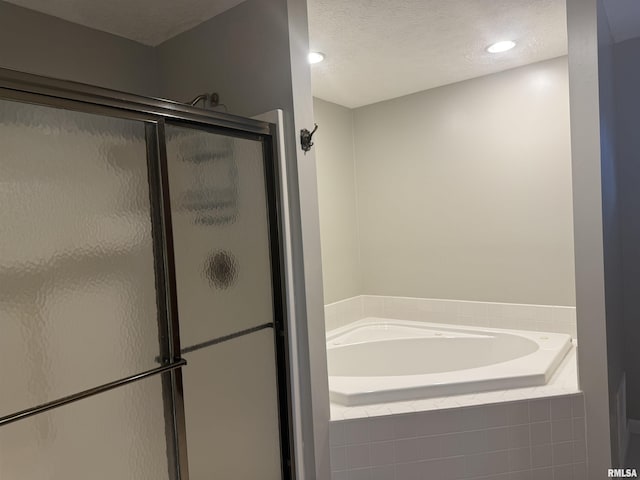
[602,0,640,43]
[3,0,246,46]
[6,0,570,107]
[308,0,568,108]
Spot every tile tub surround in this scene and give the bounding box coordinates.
[330,394,587,480]
[325,296,577,338]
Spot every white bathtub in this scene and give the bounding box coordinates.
[327,318,572,406]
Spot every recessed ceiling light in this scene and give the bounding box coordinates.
[308,52,325,64]
[486,40,516,54]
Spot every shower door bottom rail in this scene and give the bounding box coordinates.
[0,359,187,428]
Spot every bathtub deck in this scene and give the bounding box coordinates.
[330,339,579,421]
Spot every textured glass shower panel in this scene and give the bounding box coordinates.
[0,99,161,417]
[0,375,170,480]
[165,125,274,346]
[182,329,282,479]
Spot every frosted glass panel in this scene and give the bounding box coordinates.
[0,99,161,417]
[165,125,274,346]
[0,375,170,479]
[182,329,282,479]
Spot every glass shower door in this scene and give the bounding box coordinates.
[0,98,175,479]
[0,70,292,480]
[165,124,285,479]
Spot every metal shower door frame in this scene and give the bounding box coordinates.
[0,67,294,480]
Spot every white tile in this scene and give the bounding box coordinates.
[416,435,441,460]
[368,415,395,442]
[529,398,551,422]
[363,296,385,318]
[573,463,587,478]
[344,296,364,324]
[370,465,395,480]
[438,456,467,480]
[487,302,506,319]
[393,413,421,439]
[509,471,533,480]
[456,394,481,407]
[551,442,573,466]
[531,444,552,468]
[464,429,488,454]
[508,425,531,448]
[508,447,532,472]
[485,404,510,427]
[343,408,371,420]
[331,422,346,446]
[485,427,510,452]
[551,419,572,443]
[507,402,530,425]
[324,302,338,318]
[387,402,415,416]
[394,461,422,480]
[465,452,493,478]
[366,405,394,417]
[550,397,572,420]
[422,409,465,435]
[572,441,586,463]
[382,297,402,319]
[344,419,370,445]
[530,422,551,446]
[532,306,553,322]
[457,314,476,326]
[409,398,441,412]
[462,406,488,430]
[459,301,488,318]
[552,464,573,480]
[572,418,585,441]
[571,395,585,418]
[346,444,371,469]
[369,441,395,466]
[501,304,528,321]
[405,298,429,321]
[440,433,467,457]
[552,307,575,324]
[348,467,372,480]
[465,451,510,477]
[332,471,348,480]
[331,447,347,471]
[394,438,421,463]
[325,308,338,332]
[531,467,553,480]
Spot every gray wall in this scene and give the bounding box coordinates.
[313,98,361,304]
[315,58,576,307]
[0,1,159,97]
[566,0,613,475]
[156,0,293,116]
[597,0,626,466]
[614,36,640,423]
[353,57,575,306]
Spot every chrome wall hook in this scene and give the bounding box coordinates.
[300,124,318,153]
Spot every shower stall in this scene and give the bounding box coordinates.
[0,68,294,479]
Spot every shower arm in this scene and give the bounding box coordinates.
[186,92,220,108]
